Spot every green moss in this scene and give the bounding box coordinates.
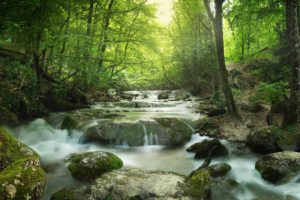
[0,157,46,200]
[193,117,219,132]
[61,115,78,131]
[51,188,77,200]
[0,127,46,200]
[208,163,232,177]
[0,127,37,171]
[67,152,123,181]
[185,169,210,198]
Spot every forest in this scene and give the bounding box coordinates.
[0,0,300,199]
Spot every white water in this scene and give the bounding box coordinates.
[7,91,300,200]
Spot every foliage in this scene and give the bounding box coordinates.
[257,82,288,104]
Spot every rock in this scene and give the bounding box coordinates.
[197,103,226,116]
[193,117,221,138]
[0,127,46,199]
[184,169,210,198]
[186,139,228,159]
[174,90,190,101]
[61,115,78,131]
[154,118,193,146]
[210,178,239,200]
[207,108,226,117]
[85,118,193,146]
[52,168,210,200]
[246,126,283,154]
[158,91,170,100]
[67,151,123,181]
[107,88,117,97]
[208,163,232,177]
[255,151,300,183]
[240,101,264,113]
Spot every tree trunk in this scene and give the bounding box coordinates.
[284,0,300,125]
[98,0,115,69]
[204,0,240,117]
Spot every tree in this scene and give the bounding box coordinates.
[284,0,300,125]
[203,0,240,117]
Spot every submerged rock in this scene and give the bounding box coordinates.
[187,139,228,159]
[246,126,283,154]
[210,178,239,200]
[208,163,232,177]
[67,151,123,181]
[0,127,46,199]
[255,151,300,183]
[85,118,193,146]
[51,168,210,200]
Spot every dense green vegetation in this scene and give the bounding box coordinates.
[0,0,299,127]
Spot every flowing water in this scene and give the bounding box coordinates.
[6,91,300,200]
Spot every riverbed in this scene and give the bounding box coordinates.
[7,91,300,200]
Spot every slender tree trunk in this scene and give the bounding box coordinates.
[98,0,115,69]
[84,0,95,61]
[204,0,240,117]
[284,0,300,125]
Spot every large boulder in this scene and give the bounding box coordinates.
[197,103,226,117]
[51,168,210,200]
[255,151,300,183]
[67,151,123,181]
[210,178,239,200]
[186,139,228,159]
[246,126,283,154]
[193,117,221,138]
[154,118,193,145]
[85,118,193,146]
[208,163,232,177]
[0,127,46,199]
[174,90,190,101]
[158,91,170,100]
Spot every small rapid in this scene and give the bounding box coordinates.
[6,90,300,200]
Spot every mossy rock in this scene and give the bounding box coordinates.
[67,151,123,181]
[61,115,78,131]
[208,163,232,177]
[0,157,46,200]
[185,169,210,198]
[51,188,77,200]
[154,118,193,145]
[210,177,239,200]
[246,126,283,154]
[255,151,300,183]
[193,117,221,137]
[0,127,46,199]
[157,91,170,100]
[187,139,228,159]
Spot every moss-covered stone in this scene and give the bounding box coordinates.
[0,127,46,199]
[154,118,193,145]
[246,126,283,154]
[208,163,232,177]
[67,151,123,181]
[61,115,78,131]
[193,117,221,138]
[187,139,228,159]
[185,169,210,198]
[255,151,300,183]
[50,188,77,200]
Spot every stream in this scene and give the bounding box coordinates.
[7,91,300,200]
